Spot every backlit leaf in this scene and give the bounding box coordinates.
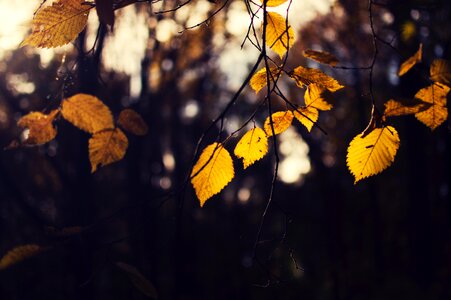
[21,0,91,48]
[191,143,234,207]
[347,126,400,183]
[17,109,59,145]
[303,49,339,66]
[118,109,148,136]
[264,111,293,136]
[89,128,128,172]
[62,93,113,133]
[234,127,268,169]
[430,59,451,87]
[290,66,344,92]
[265,12,295,58]
[249,67,281,93]
[414,83,450,130]
[0,244,43,270]
[383,98,430,118]
[116,262,158,299]
[398,43,422,76]
[293,107,319,132]
[304,83,332,111]
[259,0,288,7]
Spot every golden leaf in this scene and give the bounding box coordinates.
[259,0,288,7]
[89,128,128,172]
[303,49,339,66]
[249,67,281,94]
[414,83,450,130]
[0,244,43,270]
[290,66,344,92]
[347,126,400,183]
[61,93,113,133]
[304,83,332,111]
[265,12,295,58]
[17,109,59,145]
[118,109,148,136]
[116,262,158,299]
[430,59,451,87]
[234,127,268,169]
[383,98,430,118]
[264,111,293,136]
[191,142,234,207]
[398,43,422,76]
[293,106,319,132]
[21,0,91,48]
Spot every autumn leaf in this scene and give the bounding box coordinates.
[116,262,158,299]
[264,111,293,136]
[303,49,339,66]
[89,128,128,172]
[414,83,450,130]
[118,109,148,136]
[304,83,332,111]
[347,126,400,183]
[17,109,59,145]
[191,142,234,207]
[398,43,422,76]
[430,59,451,87]
[290,66,344,92]
[0,244,44,270]
[21,0,92,48]
[249,67,281,93]
[259,0,288,7]
[234,127,268,169]
[293,106,319,132]
[265,12,295,58]
[61,93,114,133]
[383,98,430,119]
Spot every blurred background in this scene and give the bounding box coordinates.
[0,0,450,299]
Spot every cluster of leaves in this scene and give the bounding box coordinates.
[346,44,451,183]
[15,94,148,172]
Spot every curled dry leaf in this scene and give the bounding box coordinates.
[264,111,293,136]
[265,12,295,58]
[398,43,422,76]
[21,0,92,48]
[290,66,344,92]
[61,93,114,134]
[303,49,339,66]
[89,128,128,172]
[347,126,400,183]
[191,143,234,207]
[17,109,59,145]
[383,98,430,119]
[0,244,44,270]
[118,109,148,136]
[234,127,268,169]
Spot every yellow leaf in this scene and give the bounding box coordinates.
[430,59,451,87]
[383,98,430,118]
[304,83,332,111]
[249,67,281,93]
[118,109,148,136]
[290,66,344,92]
[398,43,422,76]
[116,262,158,299]
[414,83,450,130]
[265,12,295,58]
[303,49,339,66]
[259,0,288,7]
[0,244,43,270]
[264,111,293,136]
[89,128,128,172]
[191,143,234,207]
[234,127,268,169]
[17,109,59,145]
[293,107,319,132]
[346,126,400,183]
[21,0,92,48]
[61,93,113,133]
